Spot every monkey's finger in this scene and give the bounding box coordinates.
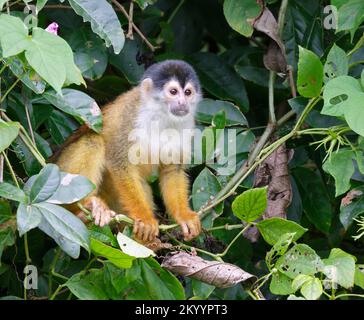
[142,224,151,242]
[93,210,101,226]
[150,223,159,241]
[133,220,140,236]
[136,222,145,240]
[180,222,189,240]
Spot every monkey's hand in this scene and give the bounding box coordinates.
[133,215,159,242]
[176,210,201,241]
[84,196,116,227]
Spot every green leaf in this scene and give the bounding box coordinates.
[354,265,364,289]
[109,38,145,84]
[139,259,183,300]
[67,27,108,80]
[269,272,295,295]
[68,0,125,54]
[293,167,332,233]
[188,52,249,111]
[323,149,354,196]
[66,269,108,300]
[196,99,248,127]
[192,168,223,228]
[324,44,348,83]
[90,238,134,269]
[336,0,364,39]
[322,76,364,137]
[266,233,296,270]
[134,0,157,10]
[35,202,90,257]
[0,200,12,224]
[25,28,84,93]
[276,244,324,279]
[223,0,262,37]
[0,14,30,57]
[257,218,308,245]
[45,110,78,145]
[297,46,323,98]
[322,248,356,289]
[300,277,322,300]
[0,183,28,203]
[292,274,313,291]
[0,121,20,153]
[29,164,61,203]
[6,56,46,94]
[43,89,102,133]
[0,227,15,266]
[47,172,95,205]
[16,204,42,236]
[192,279,215,299]
[231,187,267,222]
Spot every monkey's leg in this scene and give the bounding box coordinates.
[56,134,115,226]
[159,165,201,241]
[112,166,159,241]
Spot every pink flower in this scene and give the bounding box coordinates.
[45,22,59,35]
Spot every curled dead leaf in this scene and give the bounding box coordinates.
[161,251,256,288]
[341,189,364,207]
[245,142,293,242]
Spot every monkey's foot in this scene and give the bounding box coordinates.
[176,210,201,241]
[133,216,159,242]
[85,196,116,227]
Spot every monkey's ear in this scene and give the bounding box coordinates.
[140,78,153,94]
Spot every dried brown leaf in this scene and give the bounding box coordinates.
[162,252,256,288]
[253,7,287,73]
[244,143,293,242]
[341,189,364,207]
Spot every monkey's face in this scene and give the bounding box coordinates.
[162,80,200,118]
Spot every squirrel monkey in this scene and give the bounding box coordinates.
[52,60,202,242]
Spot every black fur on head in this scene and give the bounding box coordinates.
[141,60,201,93]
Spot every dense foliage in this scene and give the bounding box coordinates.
[0,0,364,300]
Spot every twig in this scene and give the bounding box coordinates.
[127,1,134,40]
[110,0,157,51]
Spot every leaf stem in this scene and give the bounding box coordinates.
[0,78,20,103]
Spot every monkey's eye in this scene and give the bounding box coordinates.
[170,88,178,95]
[184,89,192,96]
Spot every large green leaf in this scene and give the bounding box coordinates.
[276,244,324,279]
[0,14,30,57]
[67,27,108,80]
[68,0,125,54]
[0,227,15,266]
[191,168,223,228]
[293,167,332,233]
[270,272,295,295]
[300,277,322,300]
[322,248,356,289]
[109,38,145,85]
[188,52,249,111]
[16,204,42,236]
[0,183,27,203]
[47,172,95,205]
[297,46,323,98]
[223,0,262,37]
[322,76,364,137]
[66,269,108,300]
[231,187,267,222]
[29,164,61,203]
[323,149,354,196]
[336,0,364,39]
[324,44,348,83]
[43,89,102,133]
[25,28,84,93]
[35,202,90,257]
[90,238,134,269]
[0,121,20,153]
[196,99,248,127]
[257,218,308,245]
[45,110,79,145]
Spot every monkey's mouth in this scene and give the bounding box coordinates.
[170,106,189,117]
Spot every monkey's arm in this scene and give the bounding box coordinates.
[55,134,115,226]
[111,166,159,241]
[159,165,201,241]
